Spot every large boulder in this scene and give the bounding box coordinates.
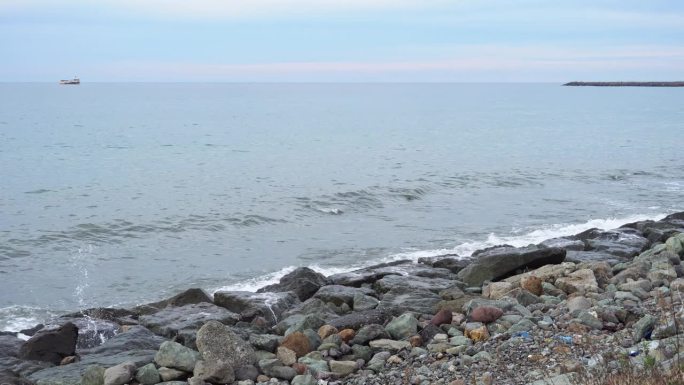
[257,267,329,301]
[103,361,136,385]
[195,320,256,369]
[571,228,650,258]
[377,287,441,315]
[0,335,24,358]
[457,245,566,287]
[214,291,299,325]
[19,322,78,364]
[134,288,214,315]
[312,285,376,307]
[328,310,391,330]
[154,341,200,372]
[139,303,239,348]
[373,275,460,294]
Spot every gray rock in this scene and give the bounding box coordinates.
[373,275,457,294]
[139,303,239,348]
[352,293,379,311]
[280,298,339,321]
[81,365,106,385]
[313,285,376,307]
[566,296,592,313]
[0,335,23,358]
[457,245,566,287]
[19,322,78,365]
[291,374,317,385]
[248,334,281,353]
[195,320,256,369]
[377,287,441,315]
[633,314,657,343]
[366,351,391,372]
[103,361,136,385]
[258,359,296,380]
[135,288,214,315]
[507,319,535,334]
[368,339,411,351]
[329,360,357,376]
[214,291,300,325]
[257,267,329,301]
[350,324,388,345]
[384,314,418,340]
[234,364,259,381]
[284,314,326,336]
[302,329,321,351]
[576,311,603,330]
[193,359,234,383]
[328,309,391,330]
[135,363,161,385]
[573,228,649,258]
[297,356,328,375]
[155,341,200,372]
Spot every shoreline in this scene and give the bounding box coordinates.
[564,81,684,87]
[1,212,684,384]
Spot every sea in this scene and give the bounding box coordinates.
[1,83,682,332]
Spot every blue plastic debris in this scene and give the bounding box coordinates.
[556,335,573,345]
[512,331,532,340]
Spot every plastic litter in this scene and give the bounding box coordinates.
[555,335,573,345]
[512,331,532,340]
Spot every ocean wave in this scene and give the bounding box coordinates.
[0,305,62,334]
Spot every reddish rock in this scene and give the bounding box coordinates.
[469,306,503,323]
[292,363,307,375]
[521,275,543,296]
[409,335,423,347]
[338,329,355,344]
[280,332,311,358]
[430,309,453,326]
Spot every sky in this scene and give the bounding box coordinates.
[1,0,683,82]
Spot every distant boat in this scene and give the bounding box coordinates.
[59,77,80,85]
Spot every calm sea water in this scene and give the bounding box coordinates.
[1,83,682,331]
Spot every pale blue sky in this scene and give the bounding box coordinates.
[1,0,683,81]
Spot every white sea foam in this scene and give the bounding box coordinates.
[209,212,667,294]
[0,305,60,333]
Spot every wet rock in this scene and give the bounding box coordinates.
[312,285,376,307]
[103,361,136,385]
[258,267,330,301]
[136,288,214,315]
[352,293,379,311]
[377,287,441,315]
[139,303,239,348]
[329,309,391,330]
[457,245,566,287]
[283,314,326,336]
[0,335,23,358]
[196,320,256,369]
[418,256,470,274]
[214,291,300,325]
[248,334,281,353]
[155,340,200,372]
[374,275,457,294]
[19,322,78,365]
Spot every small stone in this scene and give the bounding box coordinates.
[339,329,355,343]
[480,371,493,385]
[430,309,453,326]
[385,313,419,340]
[136,363,161,385]
[465,325,489,342]
[291,374,317,385]
[329,360,358,376]
[60,355,78,365]
[409,335,423,347]
[470,306,503,323]
[194,359,235,383]
[256,374,270,383]
[280,332,311,358]
[158,367,185,381]
[386,355,403,364]
[317,325,338,340]
[155,340,200,372]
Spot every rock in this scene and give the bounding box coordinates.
[430,309,453,326]
[280,298,339,321]
[60,355,78,365]
[139,303,240,348]
[575,311,603,330]
[508,318,535,334]
[103,361,136,385]
[482,282,514,299]
[317,325,338,340]
[352,293,379,311]
[158,366,185,381]
[82,365,106,385]
[0,335,24,358]
[297,355,329,375]
[338,329,355,344]
[368,339,411,351]
[457,245,566,287]
[135,363,161,385]
[633,314,657,343]
[465,325,489,342]
[566,296,592,314]
[521,275,543,296]
[276,347,296,366]
[329,309,391,330]
[82,325,166,355]
[529,373,576,385]
[259,359,297,380]
[234,365,259,381]
[248,334,281,353]
[51,316,120,350]
[419,256,470,273]
[329,360,357,376]
[555,269,598,294]
[366,351,391,372]
[280,332,311,358]
[374,275,457,294]
[19,322,78,364]
[196,320,257,369]
[257,267,329,301]
[155,340,200,372]
[470,307,503,323]
[384,314,418,340]
[350,324,388,345]
[377,287,441,315]
[283,314,326,336]
[193,359,235,383]
[214,291,300,325]
[312,285,376,307]
[573,228,649,258]
[291,374,317,385]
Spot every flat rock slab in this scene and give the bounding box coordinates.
[377,287,441,315]
[374,274,459,294]
[457,245,566,287]
[312,286,376,307]
[328,310,391,330]
[139,303,239,347]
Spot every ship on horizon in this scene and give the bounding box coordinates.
[59,77,80,85]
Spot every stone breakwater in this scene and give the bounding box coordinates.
[2,212,684,385]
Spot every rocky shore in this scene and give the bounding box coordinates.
[2,212,684,385]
